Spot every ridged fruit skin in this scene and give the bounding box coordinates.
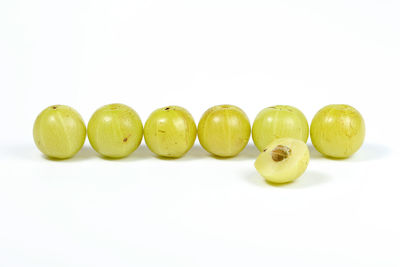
[198,104,251,157]
[87,104,143,158]
[254,138,310,184]
[33,105,86,159]
[144,106,197,158]
[252,105,309,151]
[310,104,365,158]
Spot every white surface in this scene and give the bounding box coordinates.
[0,0,399,266]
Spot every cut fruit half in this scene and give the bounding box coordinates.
[254,138,310,184]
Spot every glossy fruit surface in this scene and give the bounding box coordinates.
[252,105,309,151]
[33,105,86,159]
[88,104,143,158]
[198,105,251,157]
[254,138,310,184]
[310,104,365,158]
[144,106,197,158]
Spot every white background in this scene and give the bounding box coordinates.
[1,0,399,266]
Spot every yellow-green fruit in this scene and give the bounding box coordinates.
[88,104,143,158]
[198,104,251,157]
[144,106,197,158]
[252,105,309,151]
[254,138,310,184]
[33,105,86,159]
[310,104,365,158]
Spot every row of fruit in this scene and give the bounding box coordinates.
[33,104,365,183]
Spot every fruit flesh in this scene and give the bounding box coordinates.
[144,106,197,158]
[198,105,251,157]
[310,104,365,158]
[252,105,309,151]
[87,104,143,158]
[254,138,310,183]
[33,105,86,159]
